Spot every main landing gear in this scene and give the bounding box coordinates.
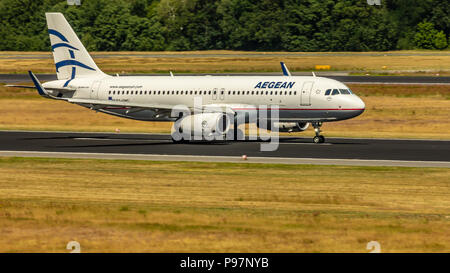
[312,122,325,144]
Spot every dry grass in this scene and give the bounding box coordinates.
[0,84,449,139]
[0,50,449,74]
[0,157,448,253]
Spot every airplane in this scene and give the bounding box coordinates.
[8,12,365,144]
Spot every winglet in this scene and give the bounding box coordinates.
[28,71,51,98]
[280,62,291,76]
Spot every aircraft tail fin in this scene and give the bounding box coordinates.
[280,62,292,76]
[45,12,105,81]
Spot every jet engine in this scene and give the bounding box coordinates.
[174,113,231,140]
[258,122,309,132]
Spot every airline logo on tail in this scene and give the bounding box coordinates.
[48,28,96,86]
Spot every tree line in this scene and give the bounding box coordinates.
[0,0,448,51]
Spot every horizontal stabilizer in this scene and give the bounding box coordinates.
[5,85,36,89]
[6,84,75,93]
[28,71,55,99]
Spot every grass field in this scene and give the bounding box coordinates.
[0,50,449,74]
[0,84,449,139]
[0,157,448,253]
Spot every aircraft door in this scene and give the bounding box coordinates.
[90,81,101,99]
[300,81,313,106]
[212,88,218,100]
[219,88,225,100]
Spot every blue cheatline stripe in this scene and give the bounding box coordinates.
[63,67,76,87]
[48,29,68,42]
[51,43,78,51]
[280,62,290,76]
[69,50,75,59]
[55,60,96,72]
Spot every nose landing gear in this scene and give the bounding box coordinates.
[312,122,325,143]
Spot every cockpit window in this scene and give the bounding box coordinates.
[332,89,340,95]
[325,89,331,96]
[340,89,351,95]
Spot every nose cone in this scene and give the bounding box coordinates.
[356,96,365,110]
[352,96,365,117]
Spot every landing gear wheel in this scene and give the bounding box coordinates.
[313,135,325,144]
[311,122,325,144]
[319,135,325,143]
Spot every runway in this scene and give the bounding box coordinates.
[0,131,449,167]
[1,73,449,85]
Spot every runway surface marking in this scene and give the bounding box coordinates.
[1,150,449,168]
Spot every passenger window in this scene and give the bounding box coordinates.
[340,89,351,95]
[332,89,340,95]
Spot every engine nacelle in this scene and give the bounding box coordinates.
[264,122,310,132]
[175,113,231,140]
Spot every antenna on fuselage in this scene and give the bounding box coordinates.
[170,71,174,78]
[312,71,316,77]
[280,62,291,76]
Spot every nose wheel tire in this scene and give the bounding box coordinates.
[313,135,325,144]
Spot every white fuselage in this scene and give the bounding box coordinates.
[44,75,365,123]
